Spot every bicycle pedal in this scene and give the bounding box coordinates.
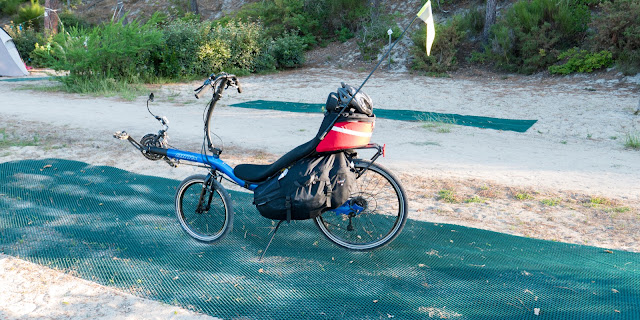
[114,131,129,140]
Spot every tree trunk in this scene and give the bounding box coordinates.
[190,0,199,14]
[483,0,497,43]
[44,0,59,36]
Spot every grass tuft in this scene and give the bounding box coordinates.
[0,129,40,148]
[420,114,456,133]
[514,192,533,201]
[465,195,485,203]
[437,189,459,203]
[624,132,640,150]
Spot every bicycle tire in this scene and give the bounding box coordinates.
[175,174,234,243]
[314,159,408,250]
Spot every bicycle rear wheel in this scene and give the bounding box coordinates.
[314,159,408,250]
[175,174,234,243]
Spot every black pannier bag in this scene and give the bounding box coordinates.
[253,152,355,221]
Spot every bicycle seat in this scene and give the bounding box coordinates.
[234,137,320,183]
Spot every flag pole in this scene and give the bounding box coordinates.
[353,15,419,100]
[318,15,419,140]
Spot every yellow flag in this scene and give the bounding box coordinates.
[417,0,435,56]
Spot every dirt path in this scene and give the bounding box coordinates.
[1,68,639,318]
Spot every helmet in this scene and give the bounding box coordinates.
[337,82,373,116]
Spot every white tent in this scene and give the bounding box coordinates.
[0,28,29,77]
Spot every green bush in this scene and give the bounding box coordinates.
[548,48,613,74]
[15,0,44,31]
[305,0,368,37]
[252,52,277,73]
[234,0,368,47]
[458,7,484,36]
[210,20,265,72]
[0,0,26,15]
[158,19,208,78]
[235,0,319,46]
[197,38,231,74]
[486,0,591,74]
[58,10,94,30]
[411,17,465,73]
[590,0,640,75]
[3,24,42,64]
[41,19,163,84]
[335,27,354,42]
[269,32,307,68]
[357,9,401,61]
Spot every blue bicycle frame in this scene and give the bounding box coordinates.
[148,146,259,191]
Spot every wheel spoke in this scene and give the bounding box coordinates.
[175,175,233,243]
[315,160,407,250]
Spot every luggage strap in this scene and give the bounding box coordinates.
[325,184,332,208]
[285,196,292,223]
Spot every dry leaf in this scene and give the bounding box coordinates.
[604,250,613,254]
[611,289,619,293]
[43,164,52,169]
[373,300,378,303]
[258,268,264,273]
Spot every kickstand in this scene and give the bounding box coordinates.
[259,220,284,261]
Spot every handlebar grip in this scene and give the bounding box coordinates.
[194,84,210,99]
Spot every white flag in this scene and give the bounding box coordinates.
[417,0,436,56]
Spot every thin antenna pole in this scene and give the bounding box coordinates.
[319,15,420,140]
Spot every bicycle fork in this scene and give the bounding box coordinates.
[196,174,216,214]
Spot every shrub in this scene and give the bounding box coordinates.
[590,0,640,74]
[458,7,484,37]
[548,48,613,74]
[15,0,44,31]
[253,52,277,73]
[0,0,25,15]
[210,20,265,72]
[58,10,94,30]
[335,27,354,42]
[42,18,163,84]
[158,19,208,78]
[411,17,465,73]
[3,24,41,64]
[305,0,368,38]
[234,0,368,47]
[356,7,401,61]
[269,32,307,68]
[197,38,231,74]
[235,0,320,46]
[486,0,591,74]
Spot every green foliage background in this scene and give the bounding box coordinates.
[3,0,640,95]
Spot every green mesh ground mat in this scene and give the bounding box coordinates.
[229,100,538,133]
[0,76,53,82]
[1,159,638,320]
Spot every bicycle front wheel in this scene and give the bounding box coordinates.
[314,159,408,250]
[175,174,234,243]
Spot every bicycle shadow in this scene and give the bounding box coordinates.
[1,159,638,319]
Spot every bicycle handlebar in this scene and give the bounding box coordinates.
[194,73,242,99]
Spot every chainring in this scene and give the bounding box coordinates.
[140,134,165,161]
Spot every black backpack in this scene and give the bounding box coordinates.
[253,152,355,222]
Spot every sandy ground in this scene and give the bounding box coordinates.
[0,254,219,320]
[1,68,639,318]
